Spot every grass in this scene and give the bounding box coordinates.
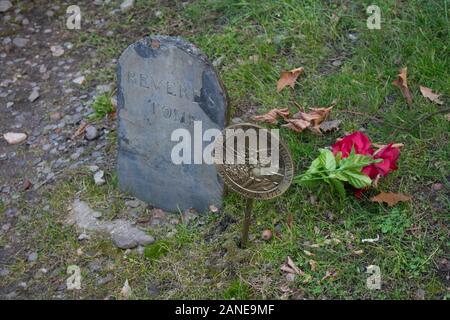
[91,94,114,119]
[2,0,448,300]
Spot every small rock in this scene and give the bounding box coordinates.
[27,251,38,262]
[50,112,62,121]
[78,233,90,241]
[0,268,10,277]
[85,125,98,140]
[432,183,443,191]
[0,1,12,13]
[136,246,145,255]
[147,283,160,297]
[3,132,27,145]
[415,289,426,300]
[94,170,105,186]
[13,37,28,48]
[64,42,73,49]
[6,102,14,108]
[209,204,219,213]
[93,211,102,219]
[87,165,99,172]
[97,273,113,286]
[348,33,358,41]
[231,117,243,124]
[112,228,154,249]
[332,60,342,67]
[28,88,40,102]
[73,76,85,85]
[50,45,64,57]
[96,84,111,94]
[320,120,341,133]
[125,199,144,208]
[120,0,134,13]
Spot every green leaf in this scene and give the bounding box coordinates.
[319,149,336,171]
[333,172,348,182]
[340,154,373,170]
[295,175,320,187]
[303,157,322,175]
[329,178,346,199]
[335,152,342,167]
[343,171,372,189]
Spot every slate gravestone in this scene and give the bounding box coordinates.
[117,36,228,212]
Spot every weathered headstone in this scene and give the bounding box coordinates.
[117,36,228,212]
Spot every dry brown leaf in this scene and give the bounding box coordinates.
[281,256,304,276]
[321,270,338,282]
[282,118,310,132]
[287,212,293,229]
[253,108,290,124]
[303,250,315,257]
[370,192,412,207]
[419,86,443,105]
[293,106,333,132]
[372,143,404,150]
[392,67,413,106]
[309,259,317,271]
[71,122,88,139]
[277,67,304,92]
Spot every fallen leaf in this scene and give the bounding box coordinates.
[120,279,132,299]
[372,143,404,151]
[287,212,293,229]
[22,179,32,191]
[72,122,88,139]
[277,67,304,92]
[253,108,290,124]
[309,259,317,271]
[319,119,341,133]
[419,86,443,105]
[303,250,315,257]
[320,270,338,282]
[392,67,413,106]
[292,106,333,132]
[370,192,412,207]
[353,249,364,255]
[281,256,304,275]
[282,118,310,132]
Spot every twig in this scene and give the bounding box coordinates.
[415,107,450,123]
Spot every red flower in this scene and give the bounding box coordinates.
[332,131,374,158]
[362,144,400,179]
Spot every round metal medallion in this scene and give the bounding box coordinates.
[214,123,294,200]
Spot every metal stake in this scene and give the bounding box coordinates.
[241,198,254,248]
